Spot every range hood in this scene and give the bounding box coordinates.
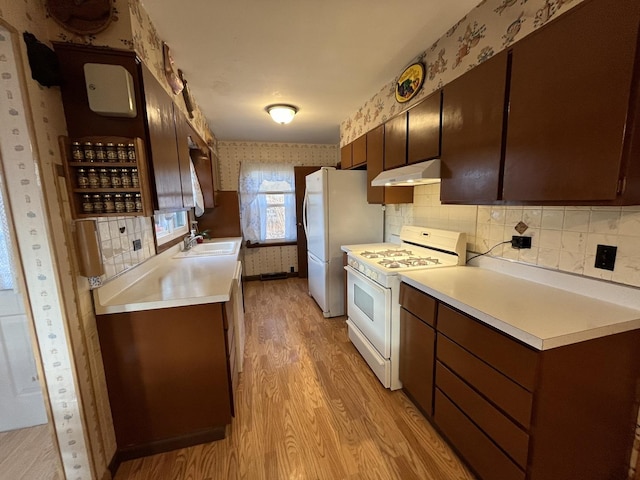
[371,159,441,187]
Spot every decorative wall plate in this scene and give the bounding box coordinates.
[395,62,425,103]
[46,0,113,35]
[163,43,184,95]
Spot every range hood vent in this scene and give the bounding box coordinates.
[371,159,441,187]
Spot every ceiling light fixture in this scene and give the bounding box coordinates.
[266,104,298,124]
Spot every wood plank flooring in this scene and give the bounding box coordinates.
[114,278,474,480]
[0,424,62,480]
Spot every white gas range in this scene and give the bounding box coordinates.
[343,226,466,390]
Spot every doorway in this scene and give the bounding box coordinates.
[0,164,62,478]
[294,166,321,278]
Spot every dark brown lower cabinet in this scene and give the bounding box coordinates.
[96,302,233,462]
[398,282,640,480]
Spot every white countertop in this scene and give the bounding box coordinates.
[93,237,242,315]
[400,261,640,351]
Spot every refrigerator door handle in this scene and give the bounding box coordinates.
[302,188,309,239]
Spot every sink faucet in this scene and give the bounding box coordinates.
[183,230,203,250]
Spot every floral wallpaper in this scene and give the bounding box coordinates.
[340,0,584,145]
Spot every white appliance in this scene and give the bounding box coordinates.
[344,226,466,390]
[303,167,383,317]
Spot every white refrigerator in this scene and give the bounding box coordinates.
[303,167,383,317]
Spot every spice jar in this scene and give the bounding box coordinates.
[99,168,110,188]
[87,168,99,189]
[103,193,115,213]
[127,143,136,162]
[92,194,104,213]
[105,142,117,162]
[134,193,143,212]
[81,194,93,214]
[130,168,139,188]
[114,193,125,213]
[121,168,132,188]
[124,193,135,212]
[110,168,122,188]
[83,142,95,162]
[94,142,106,162]
[117,143,128,162]
[71,141,84,161]
[76,168,89,188]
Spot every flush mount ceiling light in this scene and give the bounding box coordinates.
[266,104,298,124]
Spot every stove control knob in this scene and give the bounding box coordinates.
[359,263,365,272]
[370,271,378,282]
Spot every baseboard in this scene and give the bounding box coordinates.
[109,426,226,472]
[244,272,299,282]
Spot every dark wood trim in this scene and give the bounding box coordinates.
[113,427,226,467]
[245,240,297,248]
[243,272,299,282]
[155,232,184,254]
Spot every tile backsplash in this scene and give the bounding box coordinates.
[385,184,640,289]
[95,216,155,280]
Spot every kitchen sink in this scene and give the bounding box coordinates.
[173,240,240,258]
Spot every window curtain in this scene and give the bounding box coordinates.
[239,162,296,243]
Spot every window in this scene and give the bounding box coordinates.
[239,163,296,243]
[0,178,14,290]
[154,210,189,246]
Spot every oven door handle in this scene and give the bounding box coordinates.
[344,265,388,293]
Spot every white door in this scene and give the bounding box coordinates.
[0,176,46,432]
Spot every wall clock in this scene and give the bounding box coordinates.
[46,0,113,35]
[395,62,425,103]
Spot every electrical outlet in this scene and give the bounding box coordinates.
[133,239,142,251]
[595,244,617,271]
[511,235,532,249]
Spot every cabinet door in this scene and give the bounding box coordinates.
[399,308,436,416]
[384,112,408,170]
[341,143,353,169]
[352,135,367,168]
[192,148,216,209]
[441,51,508,203]
[174,108,195,209]
[503,0,640,202]
[141,65,183,210]
[408,91,441,164]
[367,125,413,204]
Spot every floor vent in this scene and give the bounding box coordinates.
[259,272,288,281]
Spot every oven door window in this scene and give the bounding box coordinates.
[346,268,391,358]
[354,283,375,321]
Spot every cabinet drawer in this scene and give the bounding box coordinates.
[399,309,436,416]
[437,335,533,428]
[438,305,538,391]
[435,390,525,480]
[399,283,436,326]
[436,361,529,469]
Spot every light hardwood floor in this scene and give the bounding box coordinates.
[114,278,474,480]
[0,424,61,480]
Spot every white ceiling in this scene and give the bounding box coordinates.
[140,0,479,144]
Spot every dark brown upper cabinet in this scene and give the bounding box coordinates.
[54,43,201,211]
[141,64,185,211]
[352,135,367,168]
[340,143,353,169]
[503,0,640,204]
[384,112,408,170]
[440,51,509,204]
[367,124,414,204]
[407,90,442,165]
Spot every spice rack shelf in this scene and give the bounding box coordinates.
[59,136,154,218]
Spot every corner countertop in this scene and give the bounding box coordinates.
[93,237,242,315]
[400,260,640,351]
